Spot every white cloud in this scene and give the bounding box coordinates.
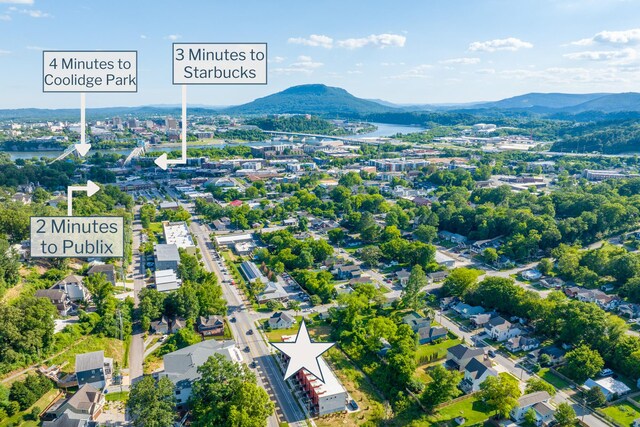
[347,70,362,74]
[571,28,640,46]
[140,35,147,39]
[26,45,48,50]
[19,9,50,18]
[476,68,496,74]
[469,37,533,52]
[272,55,323,74]
[270,56,285,63]
[0,0,33,3]
[0,14,10,20]
[337,33,406,49]
[288,34,333,49]
[388,64,432,79]
[0,49,11,55]
[165,34,181,41]
[564,48,637,62]
[499,66,634,84]
[288,33,406,50]
[439,57,481,65]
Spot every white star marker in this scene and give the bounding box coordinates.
[270,319,335,383]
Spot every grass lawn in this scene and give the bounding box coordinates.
[537,368,570,390]
[600,402,640,426]
[51,335,124,375]
[148,222,163,235]
[264,316,331,342]
[105,391,129,402]
[204,320,234,341]
[416,337,461,364]
[0,389,61,427]
[425,395,493,426]
[315,348,386,427]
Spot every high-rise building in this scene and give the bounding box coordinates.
[165,117,178,131]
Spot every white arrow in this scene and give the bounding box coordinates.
[67,180,100,216]
[74,93,92,157]
[155,85,187,170]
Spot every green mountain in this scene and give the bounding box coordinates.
[477,92,611,110]
[224,84,397,115]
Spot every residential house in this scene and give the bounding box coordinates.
[485,316,522,342]
[521,269,542,281]
[460,357,498,393]
[446,344,485,371]
[35,289,74,316]
[43,414,98,427]
[540,277,564,289]
[538,346,566,364]
[42,384,104,424]
[584,377,631,401]
[256,280,289,304]
[438,231,468,245]
[396,269,411,287]
[154,243,181,271]
[618,302,640,319]
[470,313,493,328]
[51,274,89,302]
[87,264,116,286]
[154,269,181,292]
[150,316,170,335]
[566,287,620,310]
[506,336,540,352]
[268,312,296,329]
[452,302,486,319]
[470,236,503,254]
[171,317,186,333]
[435,251,456,268]
[160,340,242,407]
[197,315,225,336]
[75,351,113,389]
[417,325,448,345]
[334,264,363,280]
[510,391,555,425]
[403,312,431,332]
[428,270,449,283]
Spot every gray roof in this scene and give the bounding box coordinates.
[448,344,484,360]
[162,340,240,387]
[270,311,295,323]
[487,316,510,328]
[517,391,550,407]
[533,402,555,417]
[43,413,94,427]
[75,351,104,373]
[465,357,496,379]
[88,264,115,275]
[418,325,447,341]
[154,243,180,262]
[35,289,66,300]
[66,384,102,412]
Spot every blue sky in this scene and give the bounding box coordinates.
[2,0,640,108]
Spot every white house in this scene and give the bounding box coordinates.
[460,357,497,393]
[510,391,555,425]
[584,377,631,401]
[51,274,89,302]
[485,316,522,342]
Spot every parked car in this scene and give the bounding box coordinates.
[599,368,613,377]
[488,349,496,358]
[247,329,254,335]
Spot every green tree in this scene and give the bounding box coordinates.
[190,354,273,427]
[401,265,427,310]
[359,246,383,267]
[483,248,499,264]
[310,295,322,306]
[554,402,577,427]
[442,267,482,297]
[420,365,462,411]
[564,344,604,383]
[538,258,554,276]
[127,376,176,427]
[479,373,521,418]
[524,408,538,427]
[414,225,437,243]
[525,377,556,396]
[287,300,301,315]
[585,385,607,408]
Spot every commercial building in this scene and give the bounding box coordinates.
[154,269,182,292]
[154,243,181,271]
[278,335,348,416]
[368,158,429,172]
[162,221,196,254]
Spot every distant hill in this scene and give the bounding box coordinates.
[476,92,611,110]
[560,92,640,113]
[224,84,397,115]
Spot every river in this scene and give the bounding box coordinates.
[3,122,426,160]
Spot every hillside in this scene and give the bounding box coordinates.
[476,92,610,110]
[561,92,640,113]
[224,84,397,115]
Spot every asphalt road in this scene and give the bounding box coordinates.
[128,211,145,385]
[190,218,309,427]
